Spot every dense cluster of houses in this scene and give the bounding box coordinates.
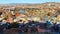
[0,2,60,34]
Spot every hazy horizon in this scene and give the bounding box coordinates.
[0,0,60,4]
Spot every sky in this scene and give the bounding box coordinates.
[0,0,60,4]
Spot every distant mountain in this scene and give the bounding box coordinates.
[0,2,60,8]
[0,2,59,6]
